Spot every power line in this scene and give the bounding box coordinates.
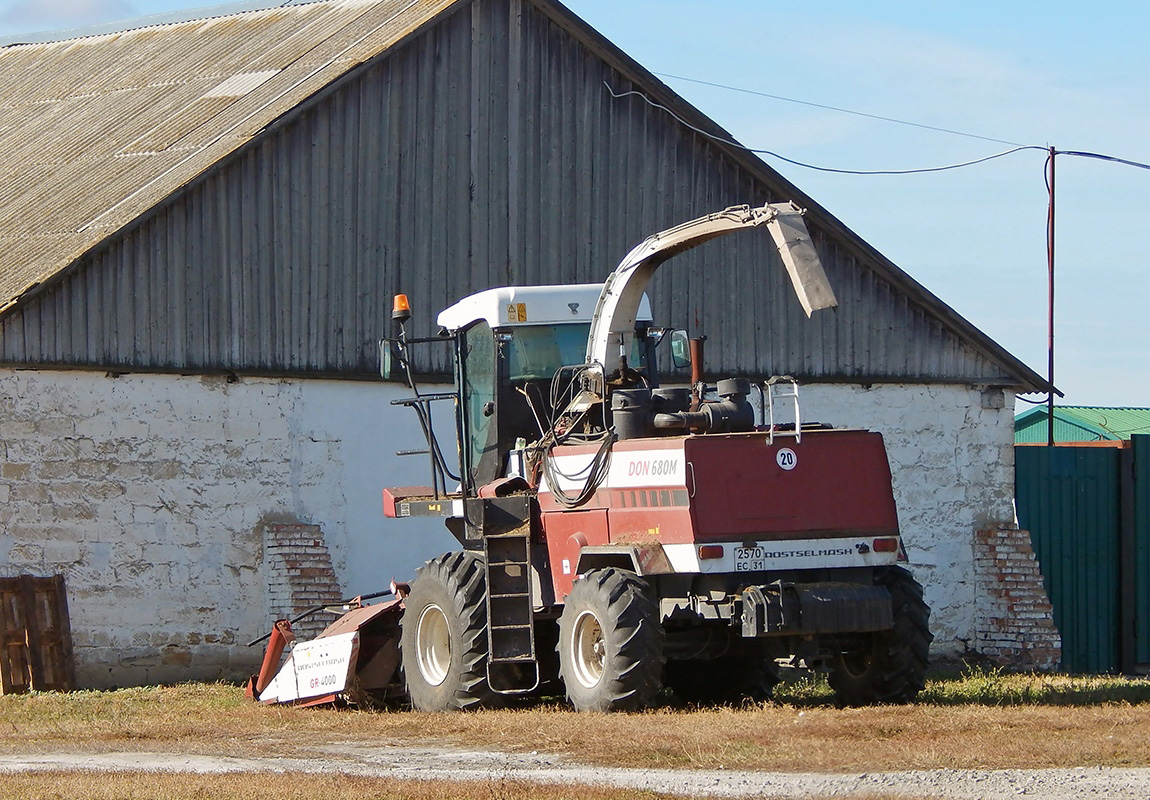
[652,71,1031,149]
[605,76,1149,415]
[1057,150,1150,171]
[605,81,1150,178]
[756,143,1040,176]
[604,83,1046,175]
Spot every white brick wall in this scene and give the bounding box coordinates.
[0,370,1020,686]
[0,369,456,688]
[799,383,1017,655]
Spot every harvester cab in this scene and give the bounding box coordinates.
[381,202,932,712]
[434,284,657,493]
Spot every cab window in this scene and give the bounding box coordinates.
[504,323,648,382]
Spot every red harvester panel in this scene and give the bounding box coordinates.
[685,429,899,540]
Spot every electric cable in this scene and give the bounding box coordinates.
[538,361,618,507]
[604,75,1150,415]
[604,83,1046,175]
[1056,150,1150,171]
[609,81,1150,179]
[548,363,587,431]
[652,71,1030,148]
[542,431,615,509]
[515,384,547,437]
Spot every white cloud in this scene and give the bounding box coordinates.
[0,0,138,32]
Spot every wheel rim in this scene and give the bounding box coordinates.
[570,609,605,689]
[416,603,451,686]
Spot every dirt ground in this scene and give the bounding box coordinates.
[7,679,1150,798]
[4,742,1150,799]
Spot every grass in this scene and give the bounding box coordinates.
[776,666,1150,706]
[3,669,1150,777]
[0,773,947,800]
[0,773,681,800]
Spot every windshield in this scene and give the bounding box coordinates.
[505,323,648,382]
[505,323,590,382]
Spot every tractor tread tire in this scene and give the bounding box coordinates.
[558,568,664,712]
[401,551,501,711]
[828,566,932,707]
[665,655,780,706]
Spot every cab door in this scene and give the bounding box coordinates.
[459,320,500,491]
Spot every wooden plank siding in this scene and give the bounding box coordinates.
[0,0,1036,389]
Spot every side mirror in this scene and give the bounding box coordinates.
[379,339,395,380]
[670,330,691,369]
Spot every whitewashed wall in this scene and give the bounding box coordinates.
[0,369,1013,687]
[0,369,457,688]
[798,383,1017,655]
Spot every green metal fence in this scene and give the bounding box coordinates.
[1134,436,1150,666]
[1015,435,1150,674]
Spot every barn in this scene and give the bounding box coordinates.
[0,0,1055,689]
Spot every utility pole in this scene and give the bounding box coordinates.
[1047,146,1056,447]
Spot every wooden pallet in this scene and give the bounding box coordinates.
[0,575,76,693]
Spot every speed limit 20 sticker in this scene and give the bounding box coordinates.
[775,447,797,470]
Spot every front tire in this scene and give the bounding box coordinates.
[401,551,500,711]
[557,568,664,712]
[828,566,932,706]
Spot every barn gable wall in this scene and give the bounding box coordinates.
[1,0,1015,387]
[0,0,1047,684]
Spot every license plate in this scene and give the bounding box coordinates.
[734,545,767,572]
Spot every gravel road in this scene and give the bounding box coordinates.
[3,745,1150,799]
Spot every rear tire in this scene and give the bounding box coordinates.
[401,551,500,711]
[557,568,664,712]
[664,655,779,705]
[828,566,932,706]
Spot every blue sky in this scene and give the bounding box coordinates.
[3,0,1147,408]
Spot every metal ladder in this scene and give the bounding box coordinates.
[766,375,802,444]
[483,528,539,693]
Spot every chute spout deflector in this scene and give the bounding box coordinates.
[584,202,837,376]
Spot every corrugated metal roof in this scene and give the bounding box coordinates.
[0,0,457,310]
[1015,406,1150,442]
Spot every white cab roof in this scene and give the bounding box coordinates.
[437,284,652,332]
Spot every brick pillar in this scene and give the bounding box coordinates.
[263,522,343,642]
[973,526,1062,670]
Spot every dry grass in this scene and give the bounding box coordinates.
[0,772,677,800]
[414,702,1150,772]
[0,772,945,800]
[3,672,1150,774]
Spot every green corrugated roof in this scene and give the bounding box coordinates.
[1015,406,1150,443]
